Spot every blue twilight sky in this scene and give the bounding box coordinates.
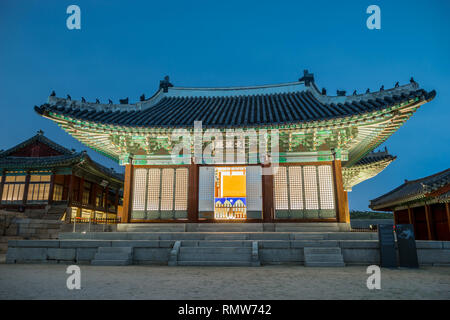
[0,0,449,210]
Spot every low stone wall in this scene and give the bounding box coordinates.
[1,216,61,239]
[350,219,393,229]
[59,224,117,233]
[6,239,450,266]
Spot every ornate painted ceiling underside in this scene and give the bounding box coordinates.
[35,74,436,189]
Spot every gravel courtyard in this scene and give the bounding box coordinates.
[1,255,449,300]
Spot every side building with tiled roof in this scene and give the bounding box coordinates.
[35,71,436,226]
[0,131,124,222]
[370,168,450,240]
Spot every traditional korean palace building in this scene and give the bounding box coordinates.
[34,71,436,226]
[371,168,450,241]
[0,131,123,221]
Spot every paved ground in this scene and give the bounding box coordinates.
[0,256,449,300]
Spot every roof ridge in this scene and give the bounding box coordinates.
[403,168,450,184]
[0,132,75,158]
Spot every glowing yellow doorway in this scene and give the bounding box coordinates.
[214,167,247,220]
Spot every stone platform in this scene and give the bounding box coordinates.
[5,224,450,267]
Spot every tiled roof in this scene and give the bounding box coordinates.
[0,133,123,181]
[35,76,436,128]
[0,131,74,157]
[0,153,84,169]
[354,148,396,166]
[370,168,450,209]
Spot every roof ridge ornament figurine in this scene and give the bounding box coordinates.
[140,94,146,101]
[108,99,113,104]
[95,98,100,104]
[337,90,346,96]
[119,97,129,104]
[353,90,357,95]
[366,88,370,93]
[66,94,71,100]
[395,82,399,88]
[50,90,56,97]
[380,85,384,91]
[81,97,86,103]
[298,69,314,86]
[321,88,326,95]
[159,76,174,93]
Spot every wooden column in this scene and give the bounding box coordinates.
[122,163,134,223]
[446,203,450,235]
[22,172,31,205]
[407,206,413,224]
[0,172,6,204]
[332,160,349,223]
[65,174,75,223]
[48,172,55,204]
[114,188,119,218]
[262,164,274,222]
[78,177,84,203]
[424,204,434,240]
[187,161,199,222]
[104,186,109,216]
[393,211,398,225]
[67,174,74,206]
[89,183,96,207]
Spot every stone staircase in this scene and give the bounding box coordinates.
[172,240,260,266]
[91,247,133,266]
[304,247,345,267]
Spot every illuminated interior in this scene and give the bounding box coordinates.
[214,167,247,220]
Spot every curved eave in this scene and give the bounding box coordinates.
[342,156,396,191]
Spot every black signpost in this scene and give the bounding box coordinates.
[395,224,419,268]
[378,224,397,268]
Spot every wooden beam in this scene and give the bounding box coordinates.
[332,160,349,223]
[424,204,434,240]
[121,163,133,223]
[262,164,274,222]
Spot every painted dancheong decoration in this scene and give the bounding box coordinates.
[35,71,436,223]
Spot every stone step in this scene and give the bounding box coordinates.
[304,246,345,267]
[177,260,253,266]
[304,261,345,267]
[91,259,131,266]
[304,253,344,262]
[277,226,339,232]
[118,224,185,232]
[196,224,263,232]
[292,233,326,240]
[304,247,341,255]
[196,241,252,247]
[91,246,133,266]
[58,231,376,241]
[204,234,248,240]
[179,247,251,254]
[178,253,252,262]
[97,247,132,254]
[94,252,132,260]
